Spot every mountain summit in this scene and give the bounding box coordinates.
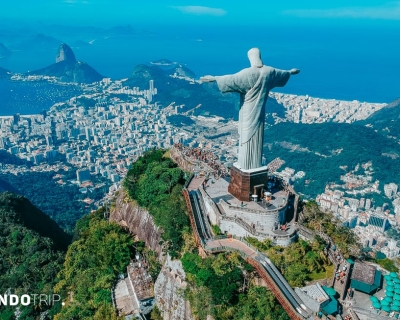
[27,43,103,83]
[56,43,76,63]
[0,43,12,58]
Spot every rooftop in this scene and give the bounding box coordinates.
[300,283,330,304]
[351,262,377,285]
[204,175,289,212]
[127,260,154,301]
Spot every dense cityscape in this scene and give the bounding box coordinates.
[1,74,400,258]
[1,57,400,320]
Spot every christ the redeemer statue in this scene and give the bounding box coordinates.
[200,48,300,170]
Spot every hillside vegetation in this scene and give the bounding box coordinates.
[245,236,333,287]
[0,192,70,319]
[54,208,132,320]
[181,252,290,320]
[123,149,190,258]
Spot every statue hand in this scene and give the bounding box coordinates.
[200,75,216,83]
[290,68,300,75]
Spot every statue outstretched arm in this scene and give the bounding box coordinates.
[290,68,300,75]
[200,75,216,83]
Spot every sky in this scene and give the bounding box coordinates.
[2,0,400,27]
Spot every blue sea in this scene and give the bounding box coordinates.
[1,24,399,116]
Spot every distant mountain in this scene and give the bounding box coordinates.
[56,42,76,63]
[124,64,285,120]
[12,33,61,51]
[40,24,152,38]
[0,43,12,58]
[166,64,196,78]
[107,24,136,35]
[27,43,103,83]
[0,66,11,78]
[358,97,400,141]
[71,40,91,48]
[150,58,175,66]
[125,64,237,118]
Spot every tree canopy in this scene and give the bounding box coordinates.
[181,252,289,320]
[301,201,361,258]
[246,236,332,287]
[123,149,189,257]
[54,208,132,320]
[0,192,68,319]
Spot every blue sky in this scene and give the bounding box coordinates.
[2,0,400,26]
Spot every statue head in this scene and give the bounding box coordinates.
[247,48,263,68]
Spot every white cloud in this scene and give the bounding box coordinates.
[172,6,226,16]
[62,0,90,4]
[284,2,400,20]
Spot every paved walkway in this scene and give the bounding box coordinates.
[187,177,205,191]
[206,238,258,259]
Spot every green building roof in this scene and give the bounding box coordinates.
[350,262,382,294]
[321,297,339,315]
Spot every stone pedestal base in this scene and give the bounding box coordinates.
[228,164,268,201]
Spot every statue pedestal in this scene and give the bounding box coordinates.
[228,163,268,202]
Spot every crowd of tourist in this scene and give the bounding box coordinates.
[174,143,228,178]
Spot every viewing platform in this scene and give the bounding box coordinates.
[191,171,298,246]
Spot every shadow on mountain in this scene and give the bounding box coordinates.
[358,97,400,140]
[0,191,72,250]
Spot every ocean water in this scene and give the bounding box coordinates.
[1,24,399,116]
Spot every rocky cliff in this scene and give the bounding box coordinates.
[110,187,195,319]
[27,43,103,83]
[110,190,164,259]
[56,43,76,63]
[154,256,194,320]
[169,147,197,173]
[166,64,196,79]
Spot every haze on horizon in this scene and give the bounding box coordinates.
[1,0,400,103]
[1,0,400,27]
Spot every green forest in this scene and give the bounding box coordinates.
[0,191,135,319]
[245,237,333,287]
[181,251,290,320]
[263,122,400,204]
[0,192,70,320]
[301,201,361,258]
[0,169,108,233]
[53,208,132,320]
[123,149,190,257]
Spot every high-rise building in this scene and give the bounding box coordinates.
[384,183,398,198]
[149,80,154,94]
[0,137,6,149]
[85,127,92,141]
[45,135,53,147]
[76,168,91,184]
[147,91,152,103]
[33,153,44,164]
[365,199,372,210]
[13,113,20,125]
[369,213,389,233]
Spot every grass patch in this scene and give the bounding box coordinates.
[309,264,335,281]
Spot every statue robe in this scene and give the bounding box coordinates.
[215,66,291,170]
